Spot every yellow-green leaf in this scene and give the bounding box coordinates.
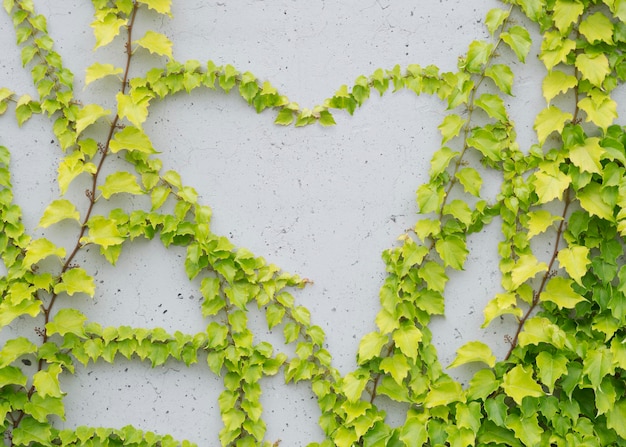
[39,199,80,228]
[91,13,126,49]
[542,70,577,103]
[501,365,544,405]
[535,351,568,393]
[575,53,610,87]
[579,12,614,44]
[98,171,143,199]
[32,364,64,398]
[23,238,65,267]
[475,93,508,121]
[85,62,123,86]
[134,31,173,58]
[569,137,605,174]
[482,293,523,328]
[526,210,562,238]
[392,323,422,360]
[540,276,586,309]
[577,182,614,221]
[533,167,571,204]
[116,92,150,128]
[501,26,532,62]
[109,126,156,153]
[534,106,573,146]
[557,245,590,285]
[435,235,468,270]
[54,268,95,297]
[485,64,514,95]
[357,332,388,363]
[341,372,368,402]
[510,254,548,289]
[75,104,111,136]
[552,0,584,32]
[438,115,466,144]
[449,341,496,368]
[455,167,482,196]
[379,354,410,385]
[138,0,171,15]
[80,216,125,248]
[485,8,510,35]
[424,377,465,408]
[578,89,618,130]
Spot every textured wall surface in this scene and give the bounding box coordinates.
[0,1,549,445]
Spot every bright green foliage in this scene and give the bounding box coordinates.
[2,0,626,446]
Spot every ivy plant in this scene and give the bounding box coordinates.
[2,0,626,445]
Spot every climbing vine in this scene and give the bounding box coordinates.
[2,0,626,445]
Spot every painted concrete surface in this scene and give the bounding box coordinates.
[0,1,551,445]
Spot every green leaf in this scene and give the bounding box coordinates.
[465,40,493,72]
[438,115,465,144]
[534,106,573,146]
[85,62,123,85]
[482,292,523,328]
[501,365,544,405]
[509,254,548,289]
[38,199,80,228]
[577,182,614,221]
[274,108,294,126]
[424,377,464,408]
[475,93,507,122]
[467,369,500,401]
[542,70,577,103]
[11,417,52,445]
[518,316,566,348]
[341,372,368,402]
[379,354,410,385]
[485,8,510,35]
[607,399,626,438]
[539,31,577,71]
[0,337,37,368]
[448,340,496,368]
[392,322,422,360]
[99,171,143,199]
[455,167,482,196]
[75,104,111,136]
[109,126,156,153]
[417,261,448,293]
[54,268,95,297]
[134,31,173,58]
[400,410,429,447]
[0,365,28,387]
[526,210,561,238]
[569,137,605,174]
[583,346,614,388]
[416,183,444,214]
[138,0,172,15]
[81,216,125,248]
[552,0,584,32]
[91,13,126,49]
[501,26,531,62]
[24,394,65,423]
[116,92,150,128]
[575,53,610,87]
[23,238,65,267]
[32,363,64,397]
[357,332,388,363]
[578,89,618,130]
[533,164,571,204]
[535,351,568,393]
[485,64,514,95]
[435,235,468,270]
[557,245,590,285]
[580,12,614,44]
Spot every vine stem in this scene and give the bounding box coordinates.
[10,3,140,439]
[504,189,571,360]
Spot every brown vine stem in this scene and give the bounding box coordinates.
[504,188,572,360]
[11,3,140,439]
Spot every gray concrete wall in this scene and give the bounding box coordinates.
[0,1,549,445]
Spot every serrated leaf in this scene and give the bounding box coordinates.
[455,167,482,196]
[533,167,571,204]
[465,40,493,72]
[341,372,368,402]
[11,417,52,445]
[569,137,604,174]
[475,93,508,121]
[81,216,125,248]
[575,53,610,87]
[424,377,464,408]
[429,146,459,176]
[449,341,496,368]
[552,0,584,32]
[578,90,617,130]
[542,70,577,103]
[274,108,294,126]
[540,276,585,309]
[116,92,149,128]
[540,31,577,70]
[0,337,37,368]
[485,64,513,95]
[535,351,568,393]
[417,261,448,292]
[109,126,156,153]
[380,354,410,385]
[482,292,523,328]
[91,13,126,49]
[526,210,561,238]
[580,12,614,44]
[357,332,388,363]
[501,26,531,62]
[416,183,444,213]
[557,245,590,285]
[510,254,548,289]
[435,235,468,270]
[33,363,64,397]
[501,365,544,405]
[134,31,172,58]
[392,323,422,360]
[99,171,143,199]
[23,238,65,267]
[583,347,614,388]
[534,106,573,145]
[75,104,110,136]
[39,199,80,228]
[607,399,626,438]
[577,182,614,221]
[54,268,95,297]
[138,0,171,15]
[485,8,509,35]
[85,62,123,85]
[24,394,65,423]
[438,115,465,144]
